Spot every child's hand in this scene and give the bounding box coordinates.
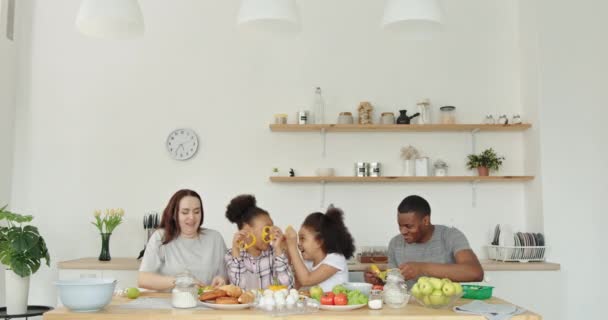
[284,225,298,246]
[232,230,250,250]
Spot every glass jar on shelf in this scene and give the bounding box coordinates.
[172,271,198,309]
[382,269,409,308]
[439,106,456,124]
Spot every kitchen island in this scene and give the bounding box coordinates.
[43,292,541,320]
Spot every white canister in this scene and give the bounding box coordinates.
[401,159,416,176]
[415,157,430,177]
[355,162,369,177]
[370,162,381,177]
[297,111,309,125]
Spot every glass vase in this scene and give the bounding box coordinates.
[99,233,112,261]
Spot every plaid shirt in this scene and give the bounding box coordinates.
[224,246,294,291]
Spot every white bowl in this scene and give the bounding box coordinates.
[56,278,116,312]
[315,168,335,177]
[343,282,373,296]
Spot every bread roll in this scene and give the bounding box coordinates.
[237,291,255,304]
[216,297,239,304]
[219,285,243,298]
[199,289,227,301]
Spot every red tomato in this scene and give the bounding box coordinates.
[372,285,384,291]
[320,293,334,305]
[334,293,348,305]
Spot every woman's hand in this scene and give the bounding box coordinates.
[211,276,227,287]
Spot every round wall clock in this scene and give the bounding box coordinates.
[166,128,199,161]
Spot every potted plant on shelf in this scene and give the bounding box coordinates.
[0,205,50,314]
[466,148,505,176]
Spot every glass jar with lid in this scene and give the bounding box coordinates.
[172,271,198,308]
[382,269,409,308]
[368,289,384,310]
[439,106,456,124]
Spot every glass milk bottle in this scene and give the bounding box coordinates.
[312,87,325,124]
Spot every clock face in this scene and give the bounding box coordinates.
[166,129,199,161]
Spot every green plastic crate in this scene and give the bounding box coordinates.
[462,285,494,300]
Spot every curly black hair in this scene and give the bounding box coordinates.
[302,207,356,259]
[225,194,268,229]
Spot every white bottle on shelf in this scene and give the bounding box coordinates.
[312,87,325,124]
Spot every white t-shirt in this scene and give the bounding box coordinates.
[304,253,349,292]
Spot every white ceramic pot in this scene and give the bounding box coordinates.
[5,269,30,314]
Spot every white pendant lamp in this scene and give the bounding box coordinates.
[382,0,442,37]
[237,0,300,32]
[76,0,144,39]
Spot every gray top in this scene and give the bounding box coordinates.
[387,225,471,288]
[139,228,228,286]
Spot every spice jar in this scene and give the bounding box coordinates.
[439,106,456,124]
[274,114,288,124]
[434,160,448,177]
[368,290,384,310]
[382,270,409,308]
[172,272,198,308]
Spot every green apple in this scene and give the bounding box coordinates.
[126,287,140,299]
[411,283,422,299]
[442,282,456,296]
[429,277,444,290]
[418,280,434,296]
[422,295,432,306]
[418,276,430,283]
[441,278,452,284]
[453,282,463,295]
[310,286,323,301]
[429,289,446,306]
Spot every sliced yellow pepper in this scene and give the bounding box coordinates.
[238,232,256,250]
[262,226,274,243]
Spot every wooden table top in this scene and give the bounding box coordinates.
[43,293,541,320]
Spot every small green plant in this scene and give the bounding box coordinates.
[92,209,125,234]
[466,148,505,171]
[0,205,50,277]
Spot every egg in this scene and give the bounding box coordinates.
[263,289,274,297]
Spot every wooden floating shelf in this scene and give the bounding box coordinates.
[269,176,535,183]
[269,123,532,132]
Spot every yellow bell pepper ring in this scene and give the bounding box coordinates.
[262,226,275,243]
[238,232,256,250]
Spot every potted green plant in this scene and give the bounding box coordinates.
[0,205,50,314]
[466,148,505,176]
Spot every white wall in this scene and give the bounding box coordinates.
[6,0,570,317]
[0,0,18,307]
[534,0,607,319]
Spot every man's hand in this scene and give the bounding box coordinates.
[364,271,383,285]
[398,262,426,280]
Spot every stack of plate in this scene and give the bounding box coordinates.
[488,225,547,262]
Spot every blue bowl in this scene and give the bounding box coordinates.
[55,278,116,312]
